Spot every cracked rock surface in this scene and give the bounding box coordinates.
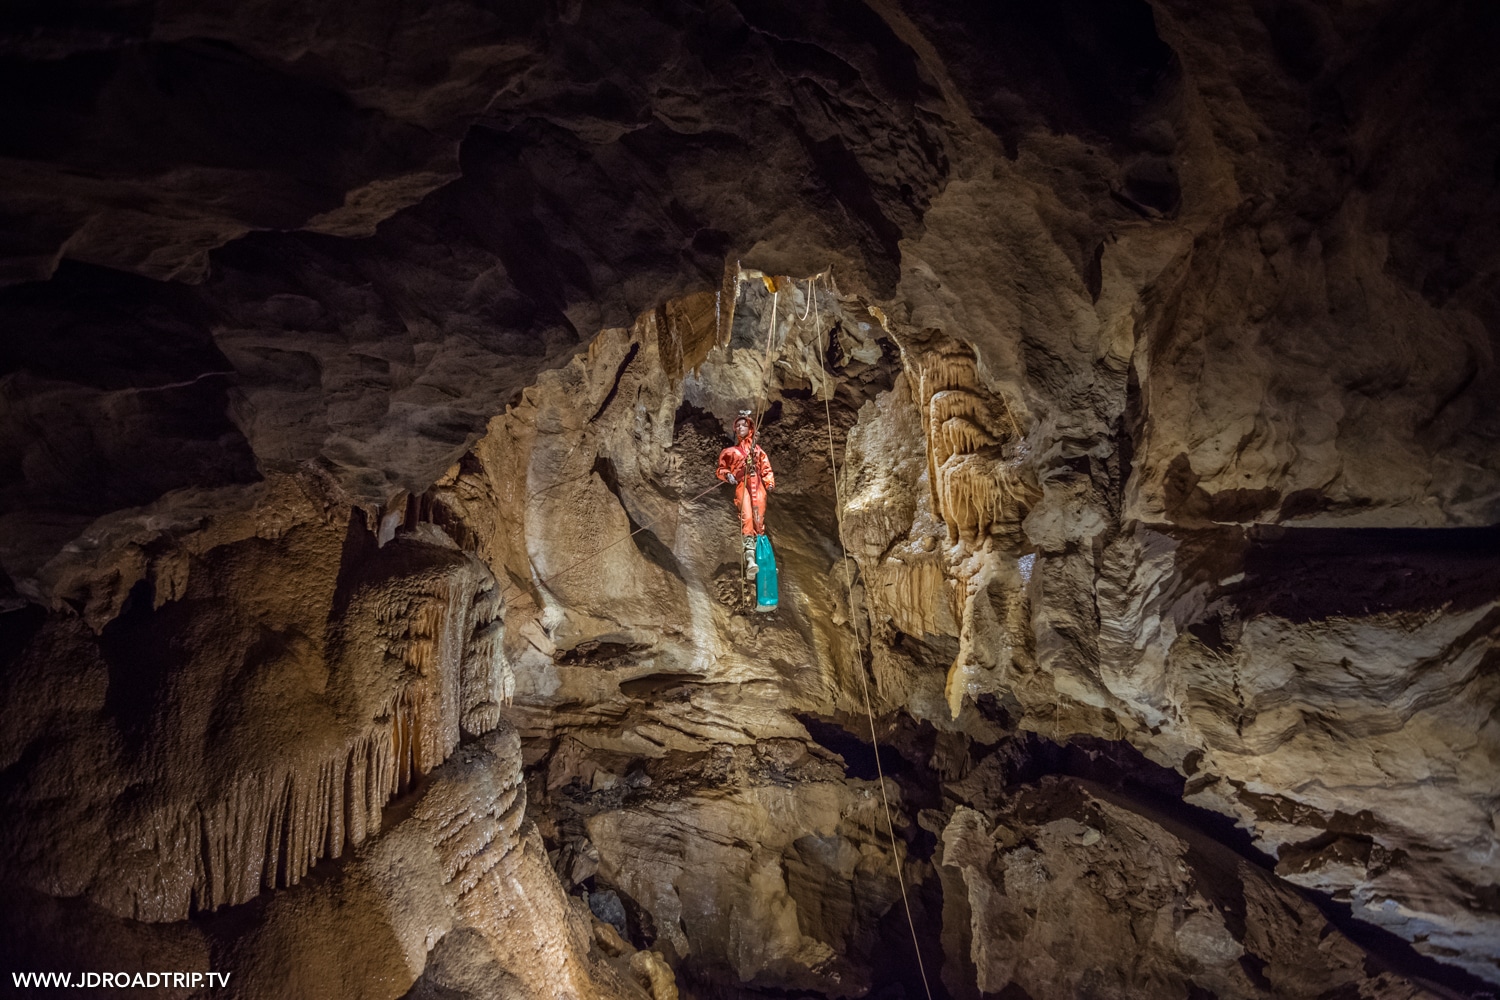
[1,0,1498,997]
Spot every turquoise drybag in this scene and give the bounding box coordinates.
[755,534,778,610]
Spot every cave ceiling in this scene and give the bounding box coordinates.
[1,1,1498,998]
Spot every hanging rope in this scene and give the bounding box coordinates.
[815,272,935,1000]
[750,283,779,440]
[521,272,934,999]
[529,274,777,597]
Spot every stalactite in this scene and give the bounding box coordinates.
[112,547,509,921]
[463,617,511,733]
[910,351,981,403]
[867,557,960,638]
[388,565,493,783]
[170,721,401,918]
[898,331,1038,548]
[934,453,1028,543]
[928,392,1002,480]
[459,574,514,734]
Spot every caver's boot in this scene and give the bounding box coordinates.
[743,535,759,580]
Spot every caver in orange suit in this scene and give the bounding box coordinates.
[716,413,775,576]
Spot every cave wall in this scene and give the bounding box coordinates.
[1,0,1498,997]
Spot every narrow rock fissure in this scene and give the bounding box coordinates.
[795,712,912,782]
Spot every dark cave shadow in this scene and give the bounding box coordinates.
[1231,524,1500,622]
[999,732,1496,1000]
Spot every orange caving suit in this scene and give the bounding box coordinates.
[716,435,775,536]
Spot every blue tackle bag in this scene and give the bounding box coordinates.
[755,534,778,611]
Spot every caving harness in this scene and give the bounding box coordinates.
[536,268,931,1000]
[724,415,779,612]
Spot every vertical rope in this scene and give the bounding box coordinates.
[742,283,779,538]
[537,273,935,995]
[751,286,779,438]
[816,273,935,1000]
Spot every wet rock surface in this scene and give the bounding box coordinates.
[2,1,1499,997]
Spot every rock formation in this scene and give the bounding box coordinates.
[1,0,1497,998]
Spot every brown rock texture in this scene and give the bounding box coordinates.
[1,0,1498,998]
[941,780,1431,1000]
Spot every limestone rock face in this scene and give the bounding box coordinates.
[1,0,1499,998]
[0,473,649,997]
[218,726,634,1000]
[0,0,548,284]
[941,783,1433,1000]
